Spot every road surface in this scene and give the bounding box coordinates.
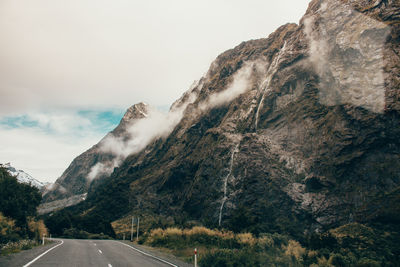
[0,239,189,267]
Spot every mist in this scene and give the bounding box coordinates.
[303,1,390,113]
[87,61,259,180]
[199,62,254,112]
[88,96,198,180]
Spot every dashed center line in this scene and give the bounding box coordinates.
[94,243,97,246]
[98,249,103,254]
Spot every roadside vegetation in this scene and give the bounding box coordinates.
[0,167,48,255]
[114,222,399,266]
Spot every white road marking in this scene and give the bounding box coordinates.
[108,264,112,267]
[117,241,178,267]
[23,240,64,267]
[98,249,103,254]
[94,243,97,246]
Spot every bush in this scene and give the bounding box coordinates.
[356,258,380,267]
[285,240,306,261]
[62,228,90,239]
[28,218,48,242]
[0,239,37,256]
[199,248,260,267]
[0,212,20,244]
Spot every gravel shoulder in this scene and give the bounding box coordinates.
[0,240,59,267]
[119,240,193,267]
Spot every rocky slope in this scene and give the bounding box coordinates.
[52,0,400,235]
[41,103,149,204]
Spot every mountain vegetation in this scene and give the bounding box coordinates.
[0,166,47,255]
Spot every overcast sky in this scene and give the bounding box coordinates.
[0,0,310,183]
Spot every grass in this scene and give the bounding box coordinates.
[137,226,305,266]
[113,222,400,266]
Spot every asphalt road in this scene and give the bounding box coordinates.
[0,239,188,267]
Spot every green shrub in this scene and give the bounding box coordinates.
[356,258,381,267]
[0,239,37,256]
[199,249,260,267]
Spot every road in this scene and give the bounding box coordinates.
[0,239,188,267]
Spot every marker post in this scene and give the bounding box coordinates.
[194,248,197,267]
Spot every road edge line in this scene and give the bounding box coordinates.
[22,239,64,267]
[116,241,179,267]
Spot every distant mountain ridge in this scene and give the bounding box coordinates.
[0,163,46,189]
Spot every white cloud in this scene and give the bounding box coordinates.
[0,0,310,116]
[89,98,197,180]
[26,112,92,134]
[0,126,101,183]
[199,61,255,111]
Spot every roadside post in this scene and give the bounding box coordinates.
[136,217,140,242]
[42,234,45,245]
[131,216,134,241]
[194,248,197,267]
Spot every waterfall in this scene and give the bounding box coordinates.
[254,42,287,130]
[218,143,240,227]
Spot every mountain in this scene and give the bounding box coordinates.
[47,0,400,237]
[41,103,149,204]
[0,163,46,189]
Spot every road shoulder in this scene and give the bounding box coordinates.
[0,240,60,267]
[118,241,193,267]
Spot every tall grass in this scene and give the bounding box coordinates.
[140,226,307,266]
[134,222,399,266]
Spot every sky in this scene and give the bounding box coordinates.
[0,0,310,183]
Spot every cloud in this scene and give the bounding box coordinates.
[0,126,101,183]
[0,110,120,182]
[198,61,266,115]
[89,95,199,180]
[199,62,254,111]
[0,0,310,116]
[87,162,115,181]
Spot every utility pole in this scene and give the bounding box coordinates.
[136,217,140,242]
[130,216,134,241]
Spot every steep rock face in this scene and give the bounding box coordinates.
[42,103,149,203]
[78,0,399,233]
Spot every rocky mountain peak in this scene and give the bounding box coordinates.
[41,103,151,207]
[121,102,148,124]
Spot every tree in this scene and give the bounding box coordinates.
[0,166,42,227]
